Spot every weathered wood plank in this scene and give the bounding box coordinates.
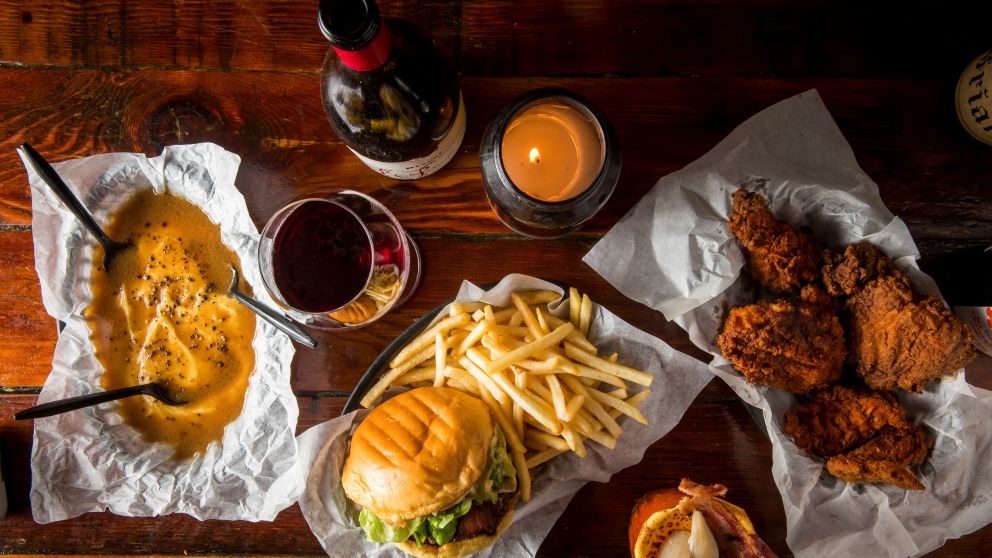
[0,1,985,80]
[0,71,989,237]
[0,231,57,387]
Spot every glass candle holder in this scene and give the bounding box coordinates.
[480,89,621,238]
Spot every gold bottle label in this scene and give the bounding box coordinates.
[956,50,992,145]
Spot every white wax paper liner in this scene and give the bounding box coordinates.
[21,142,302,523]
[295,273,715,557]
[583,90,992,557]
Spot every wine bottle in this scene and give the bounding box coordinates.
[317,0,466,180]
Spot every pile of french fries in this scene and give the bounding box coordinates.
[360,288,654,502]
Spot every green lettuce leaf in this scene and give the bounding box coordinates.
[359,508,423,544]
[356,427,518,546]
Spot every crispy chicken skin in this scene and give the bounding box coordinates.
[821,242,896,297]
[826,427,928,491]
[782,385,912,456]
[716,300,845,394]
[728,190,822,292]
[783,385,928,490]
[827,247,977,392]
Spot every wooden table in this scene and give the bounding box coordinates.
[1,1,990,556]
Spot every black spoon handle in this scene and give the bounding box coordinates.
[19,142,115,249]
[230,289,318,349]
[14,384,154,420]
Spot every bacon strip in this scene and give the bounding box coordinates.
[677,479,779,558]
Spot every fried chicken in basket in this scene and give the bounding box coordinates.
[823,243,976,392]
[716,300,845,394]
[729,190,822,292]
[782,385,928,490]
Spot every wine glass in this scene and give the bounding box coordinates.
[258,190,421,330]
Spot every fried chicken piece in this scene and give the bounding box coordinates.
[782,385,912,456]
[783,385,928,490]
[821,242,896,297]
[729,189,822,292]
[821,242,976,391]
[847,274,976,392]
[826,427,928,490]
[717,300,845,394]
[800,284,841,313]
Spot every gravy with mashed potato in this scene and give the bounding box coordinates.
[87,190,255,460]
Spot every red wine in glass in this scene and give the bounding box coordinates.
[272,200,375,313]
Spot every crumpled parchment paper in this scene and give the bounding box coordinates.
[295,274,715,557]
[21,142,302,523]
[584,90,992,557]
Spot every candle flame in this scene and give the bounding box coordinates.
[529,147,541,164]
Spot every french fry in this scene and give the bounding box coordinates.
[434,333,446,387]
[625,389,651,408]
[390,313,469,368]
[511,355,560,372]
[516,290,561,305]
[587,387,649,425]
[563,394,585,422]
[560,424,587,457]
[362,344,436,407]
[508,311,524,327]
[397,365,438,386]
[562,375,623,438]
[456,319,493,355]
[449,302,484,317]
[527,447,567,469]
[568,287,581,327]
[524,432,548,451]
[511,292,548,339]
[486,323,574,374]
[571,363,628,389]
[546,374,568,421]
[528,430,570,451]
[608,387,628,400]
[535,307,551,337]
[543,313,598,353]
[564,343,654,387]
[570,415,617,449]
[579,293,593,336]
[489,370,561,434]
[459,356,511,410]
[514,370,528,441]
[365,287,651,485]
[474,306,517,323]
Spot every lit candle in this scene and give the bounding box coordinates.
[480,89,621,238]
[500,102,605,202]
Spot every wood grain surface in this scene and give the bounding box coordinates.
[1,0,991,557]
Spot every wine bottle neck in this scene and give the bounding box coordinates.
[333,23,392,72]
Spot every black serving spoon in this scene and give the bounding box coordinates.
[14,382,184,421]
[227,264,318,348]
[18,142,132,271]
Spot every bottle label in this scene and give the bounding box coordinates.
[350,93,466,180]
[955,49,992,145]
[954,306,992,357]
[334,24,392,72]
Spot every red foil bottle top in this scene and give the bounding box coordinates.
[334,25,391,71]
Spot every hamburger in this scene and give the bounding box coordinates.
[628,479,778,558]
[342,387,519,557]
